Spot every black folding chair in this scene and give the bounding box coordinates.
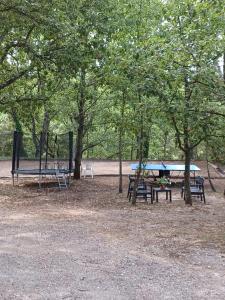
[181,176,205,203]
[127,175,144,198]
[128,180,153,204]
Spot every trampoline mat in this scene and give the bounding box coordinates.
[13,168,73,175]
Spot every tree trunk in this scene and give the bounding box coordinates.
[130,139,134,160]
[184,148,192,205]
[223,52,225,83]
[31,116,39,158]
[136,134,140,160]
[183,75,192,205]
[143,131,149,160]
[118,136,123,193]
[86,131,89,159]
[74,126,84,179]
[131,130,143,205]
[206,159,216,192]
[163,130,168,159]
[29,108,50,159]
[131,107,144,205]
[40,109,50,157]
[130,147,133,160]
[205,141,216,192]
[118,91,125,193]
[74,68,86,179]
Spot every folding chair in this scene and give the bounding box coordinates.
[127,175,143,198]
[128,180,153,203]
[181,176,205,203]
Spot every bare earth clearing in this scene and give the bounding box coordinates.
[0,161,225,299]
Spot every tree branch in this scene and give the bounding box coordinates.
[82,141,103,153]
[0,68,31,90]
[171,115,185,151]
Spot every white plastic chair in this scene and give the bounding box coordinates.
[82,163,94,179]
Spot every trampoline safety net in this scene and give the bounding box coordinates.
[12,131,73,174]
[0,131,14,160]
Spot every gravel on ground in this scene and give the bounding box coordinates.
[0,163,225,299]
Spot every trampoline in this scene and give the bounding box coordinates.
[11,131,74,187]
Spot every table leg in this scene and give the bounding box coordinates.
[151,195,153,204]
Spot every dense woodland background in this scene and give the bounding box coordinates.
[0,0,225,202]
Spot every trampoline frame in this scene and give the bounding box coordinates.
[11,131,74,187]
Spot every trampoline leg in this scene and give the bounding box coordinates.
[12,174,14,186]
[68,173,71,186]
[39,175,42,189]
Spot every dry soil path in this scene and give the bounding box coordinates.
[0,177,225,299]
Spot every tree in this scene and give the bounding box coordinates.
[154,0,225,204]
[58,0,115,179]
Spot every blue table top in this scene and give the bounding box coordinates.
[131,163,200,171]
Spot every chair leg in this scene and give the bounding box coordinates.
[203,193,206,204]
[127,184,131,198]
[129,192,131,201]
[148,193,153,204]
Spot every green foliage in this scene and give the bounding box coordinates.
[158,177,171,186]
[0,0,224,164]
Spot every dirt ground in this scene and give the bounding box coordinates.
[0,160,225,299]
